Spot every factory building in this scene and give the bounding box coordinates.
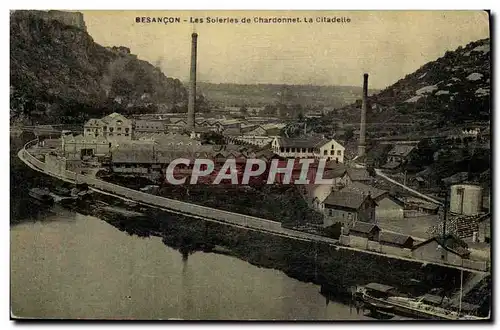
[271,136,345,162]
[84,112,133,142]
[133,120,166,134]
[62,134,110,159]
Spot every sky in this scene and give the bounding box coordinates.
[82,10,490,90]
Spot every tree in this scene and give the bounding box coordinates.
[196,94,210,113]
[201,131,226,145]
[323,222,342,239]
[262,104,277,116]
[344,127,355,142]
[297,112,305,122]
[290,104,303,119]
[366,165,376,177]
[240,106,248,116]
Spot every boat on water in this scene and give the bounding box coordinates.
[53,186,72,197]
[28,188,54,204]
[355,283,486,320]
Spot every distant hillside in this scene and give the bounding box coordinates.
[197,82,379,109]
[10,10,187,125]
[327,38,491,127]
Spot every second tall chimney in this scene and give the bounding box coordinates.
[187,32,198,130]
[357,73,368,157]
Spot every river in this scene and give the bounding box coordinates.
[11,207,377,320]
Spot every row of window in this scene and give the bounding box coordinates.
[278,147,316,153]
[136,126,164,130]
[327,209,354,219]
[86,127,130,133]
[91,133,130,137]
[275,147,343,156]
[107,133,130,137]
[324,150,342,156]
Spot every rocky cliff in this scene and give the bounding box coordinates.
[328,38,491,128]
[10,10,187,124]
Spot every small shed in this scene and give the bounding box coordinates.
[412,234,470,266]
[346,168,372,183]
[350,222,381,240]
[379,232,414,249]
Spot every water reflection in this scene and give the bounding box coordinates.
[11,213,375,320]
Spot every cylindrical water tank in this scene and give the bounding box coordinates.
[449,184,483,216]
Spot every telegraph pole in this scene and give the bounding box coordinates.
[442,188,448,238]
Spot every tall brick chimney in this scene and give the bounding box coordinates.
[358,73,368,157]
[187,32,198,130]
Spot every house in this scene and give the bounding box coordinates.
[83,118,106,137]
[322,191,376,227]
[307,166,349,211]
[348,222,381,249]
[385,145,416,167]
[346,168,372,183]
[403,197,440,216]
[411,234,470,266]
[271,136,345,162]
[341,182,405,221]
[101,112,133,141]
[84,112,133,142]
[379,231,414,256]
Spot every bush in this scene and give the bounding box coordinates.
[322,222,342,239]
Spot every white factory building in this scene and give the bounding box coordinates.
[271,136,345,162]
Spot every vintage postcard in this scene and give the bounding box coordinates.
[10,10,491,320]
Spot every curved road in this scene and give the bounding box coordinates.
[18,144,488,274]
[351,160,443,206]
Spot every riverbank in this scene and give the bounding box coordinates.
[67,192,490,317]
[98,173,324,227]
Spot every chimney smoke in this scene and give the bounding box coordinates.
[358,73,368,157]
[187,32,198,130]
